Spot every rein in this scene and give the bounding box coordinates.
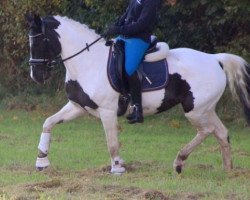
[54,36,103,66]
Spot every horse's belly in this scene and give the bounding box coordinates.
[142,89,165,115]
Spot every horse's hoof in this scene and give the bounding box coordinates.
[35,156,50,171]
[111,172,124,176]
[36,166,48,171]
[175,166,182,174]
[111,166,126,175]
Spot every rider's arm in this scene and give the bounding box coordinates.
[118,0,158,36]
[115,7,129,26]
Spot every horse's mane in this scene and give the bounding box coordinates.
[54,16,100,39]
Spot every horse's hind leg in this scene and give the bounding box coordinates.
[173,110,217,173]
[210,112,232,171]
[36,101,85,170]
[173,110,232,173]
[173,124,212,174]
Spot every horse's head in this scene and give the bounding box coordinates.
[26,14,61,84]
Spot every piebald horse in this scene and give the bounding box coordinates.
[27,14,250,174]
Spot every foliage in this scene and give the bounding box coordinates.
[158,0,250,55]
[0,0,249,98]
[0,0,69,96]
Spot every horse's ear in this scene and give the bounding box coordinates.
[33,14,42,28]
[25,13,42,27]
[25,12,34,26]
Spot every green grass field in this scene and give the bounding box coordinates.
[0,106,249,200]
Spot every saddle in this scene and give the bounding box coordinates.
[107,36,169,95]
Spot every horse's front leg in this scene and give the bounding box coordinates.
[36,101,85,170]
[99,108,125,174]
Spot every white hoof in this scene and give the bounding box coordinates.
[36,157,50,171]
[110,156,126,175]
[111,165,126,175]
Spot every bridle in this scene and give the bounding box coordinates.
[29,32,56,69]
[29,19,103,69]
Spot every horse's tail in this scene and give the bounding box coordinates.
[215,53,250,125]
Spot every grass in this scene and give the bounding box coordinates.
[0,105,249,199]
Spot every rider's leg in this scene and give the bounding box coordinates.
[124,38,149,124]
[114,38,130,117]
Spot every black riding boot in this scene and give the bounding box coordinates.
[126,72,143,124]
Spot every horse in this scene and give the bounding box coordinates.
[26,14,250,174]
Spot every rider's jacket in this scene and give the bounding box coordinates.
[115,0,161,43]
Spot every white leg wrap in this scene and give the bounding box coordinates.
[36,156,50,168]
[38,132,51,154]
[111,156,126,175]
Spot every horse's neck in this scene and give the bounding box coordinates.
[55,17,109,84]
[62,41,109,83]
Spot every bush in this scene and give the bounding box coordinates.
[0,0,69,96]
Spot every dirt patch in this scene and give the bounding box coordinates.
[104,185,143,198]
[173,192,207,200]
[225,193,237,200]
[61,177,169,200]
[144,190,170,200]
[229,168,250,179]
[124,161,147,172]
[100,165,112,173]
[6,177,167,200]
[66,182,83,193]
[39,167,64,177]
[25,179,62,192]
[0,134,9,140]
[121,186,145,197]
[4,162,236,200]
[234,150,250,157]
[102,185,169,200]
[12,196,32,200]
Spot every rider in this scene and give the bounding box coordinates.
[105,0,177,124]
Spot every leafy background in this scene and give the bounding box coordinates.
[0,0,249,99]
